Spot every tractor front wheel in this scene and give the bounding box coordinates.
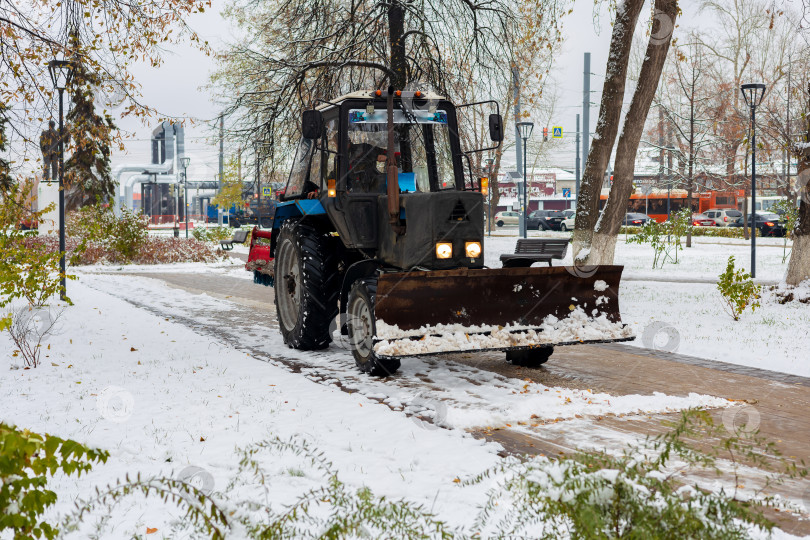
[274,221,339,350]
[347,278,400,376]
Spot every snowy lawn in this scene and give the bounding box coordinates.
[1,273,733,537]
[484,233,808,377]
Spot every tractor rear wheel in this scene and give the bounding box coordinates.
[506,347,553,368]
[347,278,400,376]
[274,221,339,350]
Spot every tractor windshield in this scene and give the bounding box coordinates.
[346,108,455,193]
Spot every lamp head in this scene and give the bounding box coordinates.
[516,121,535,140]
[740,83,766,108]
[48,59,76,91]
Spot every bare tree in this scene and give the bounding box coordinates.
[212,0,519,174]
[786,83,810,286]
[572,0,647,261]
[587,0,679,264]
[646,38,719,246]
[212,0,568,220]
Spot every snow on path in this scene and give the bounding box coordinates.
[79,272,729,431]
[1,279,500,535]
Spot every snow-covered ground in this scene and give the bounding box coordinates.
[2,272,736,538]
[2,230,808,537]
[484,233,810,377]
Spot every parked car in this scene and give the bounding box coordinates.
[622,213,651,226]
[560,209,576,220]
[748,212,787,237]
[704,208,743,227]
[692,213,715,227]
[560,213,575,232]
[494,210,520,227]
[527,209,565,231]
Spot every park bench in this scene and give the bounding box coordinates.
[220,229,249,251]
[500,238,570,268]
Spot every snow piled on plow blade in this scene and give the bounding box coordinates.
[373,265,634,358]
[374,307,634,357]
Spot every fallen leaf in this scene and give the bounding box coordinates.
[200,436,206,442]
[146,527,158,534]
[130,347,137,352]
[51,362,59,367]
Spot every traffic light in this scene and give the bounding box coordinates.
[480,177,489,196]
[543,127,548,141]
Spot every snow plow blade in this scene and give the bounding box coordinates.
[372,265,634,358]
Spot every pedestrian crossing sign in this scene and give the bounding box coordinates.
[552,126,563,139]
[262,186,272,196]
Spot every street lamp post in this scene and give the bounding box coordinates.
[485,158,494,236]
[48,59,75,302]
[516,121,534,239]
[181,157,191,238]
[741,83,766,278]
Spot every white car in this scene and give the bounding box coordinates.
[704,208,743,227]
[494,211,520,227]
[560,213,575,232]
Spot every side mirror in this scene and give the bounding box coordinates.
[302,110,323,139]
[489,114,504,142]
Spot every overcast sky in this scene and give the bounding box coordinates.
[110,0,705,180]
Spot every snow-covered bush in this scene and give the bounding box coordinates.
[192,225,237,244]
[0,423,108,539]
[466,408,803,539]
[717,256,761,320]
[64,436,450,539]
[62,414,810,539]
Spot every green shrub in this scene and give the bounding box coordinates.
[717,256,762,320]
[620,225,766,239]
[771,199,799,263]
[1,182,71,331]
[626,210,692,268]
[66,205,148,261]
[0,423,108,539]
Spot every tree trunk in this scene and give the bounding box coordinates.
[786,85,810,285]
[388,1,407,89]
[572,0,646,261]
[583,0,677,264]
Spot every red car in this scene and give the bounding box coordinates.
[692,213,715,227]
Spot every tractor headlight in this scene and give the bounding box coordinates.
[465,241,482,258]
[435,242,453,259]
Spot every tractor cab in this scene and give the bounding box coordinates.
[280,89,502,270]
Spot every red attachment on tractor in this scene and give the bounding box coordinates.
[246,227,274,276]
